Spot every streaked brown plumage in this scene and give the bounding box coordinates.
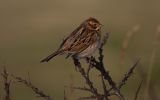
[41,17,102,62]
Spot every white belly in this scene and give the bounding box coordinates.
[76,41,100,58]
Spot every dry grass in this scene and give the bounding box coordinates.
[120,25,141,67]
[144,25,160,100]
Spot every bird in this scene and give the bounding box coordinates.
[41,17,102,62]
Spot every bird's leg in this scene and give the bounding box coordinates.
[72,56,79,71]
[85,57,94,68]
[85,57,95,75]
[85,57,90,64]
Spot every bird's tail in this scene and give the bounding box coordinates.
[41,50,62,62]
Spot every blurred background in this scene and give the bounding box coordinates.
[0,0,160,100]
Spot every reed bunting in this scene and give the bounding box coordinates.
[41,17,102,62]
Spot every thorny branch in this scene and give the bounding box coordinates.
[1,67,12,100]
[72,33,140,100]
[73,86,94,94]
[72,58,104,100]
[118,59,140,89]
[134,80,143,100]
[100,75,109,99]
[11,74,53,100]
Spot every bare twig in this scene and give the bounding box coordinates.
[100,33,109,48]
[134,80,143,100]
[100,75,109,99]
[118,59,140,89]
[11,74,53,100]
[90,33,125,100]
[73,33,124,100]
[1,67,12,100]
[72,58,101,98]
[73,86,93,94]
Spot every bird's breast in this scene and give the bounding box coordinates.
[76,40,100,58]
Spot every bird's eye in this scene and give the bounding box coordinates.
[93,23,97,28]
[88,21,98,29]
[93,23,97,26]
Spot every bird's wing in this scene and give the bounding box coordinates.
[58,25,85,51]
[58,25,98,54]
[68,31,98,53]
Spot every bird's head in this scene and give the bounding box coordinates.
[84,17,102,31]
